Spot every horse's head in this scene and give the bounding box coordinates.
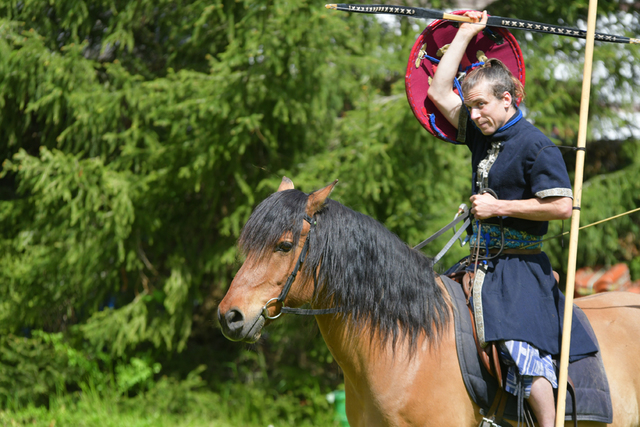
[217,177,337,343]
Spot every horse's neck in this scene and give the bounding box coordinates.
[315,308,480,426]
[316,315,456,386]
[314,276,458,383]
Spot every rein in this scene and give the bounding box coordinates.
[261,214,342,319]
[414,204,471,264]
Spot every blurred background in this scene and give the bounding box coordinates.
[0,0,638,425]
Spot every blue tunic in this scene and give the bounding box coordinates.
[453,110,598,359]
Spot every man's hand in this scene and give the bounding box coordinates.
[459,10,488,38]
[470,192,498,220]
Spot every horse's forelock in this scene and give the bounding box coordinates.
[238,189,308,260]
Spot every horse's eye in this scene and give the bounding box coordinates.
[276,242,294,253]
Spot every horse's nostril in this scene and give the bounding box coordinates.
[226,308,245,327]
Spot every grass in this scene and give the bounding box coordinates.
[0,393,231,427]
[0,383,341,427]
[0,332,343,426]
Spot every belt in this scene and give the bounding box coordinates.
[488,248,541,255]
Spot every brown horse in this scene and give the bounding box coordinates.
[218,177,640,427]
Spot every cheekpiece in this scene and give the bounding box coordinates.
[405,11,526,142]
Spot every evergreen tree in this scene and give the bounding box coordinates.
[0,0,390,363]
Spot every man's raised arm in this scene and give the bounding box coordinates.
[427,10,488,129]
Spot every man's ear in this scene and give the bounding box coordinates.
[502,91,513,109]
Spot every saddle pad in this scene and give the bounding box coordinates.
[441,274,613,424]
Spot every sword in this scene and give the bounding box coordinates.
[325,4,640,45]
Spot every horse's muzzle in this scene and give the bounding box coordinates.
[217,306,265,343]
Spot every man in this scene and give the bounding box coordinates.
[427,10,597,426]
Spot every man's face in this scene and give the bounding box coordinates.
[464,81,513,135]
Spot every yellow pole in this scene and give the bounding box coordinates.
[554,0,599,425]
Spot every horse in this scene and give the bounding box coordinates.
[218,177,640,427]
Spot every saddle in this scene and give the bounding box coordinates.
[441,273,613,426]
[447,271,578,427]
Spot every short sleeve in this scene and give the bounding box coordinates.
[530,145,573,199]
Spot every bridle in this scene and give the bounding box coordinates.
[261,214,342,319]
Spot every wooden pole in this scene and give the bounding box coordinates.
[554,0,599,425]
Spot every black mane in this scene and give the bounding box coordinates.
[238,189,451,348]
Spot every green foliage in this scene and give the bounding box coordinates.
[0,331,103,407]
[0,148,138,333]
[579,153,640,268]
[0,328,336,426]
[0,0,370,354]
[0,331,331,426]
[115,356,161,396]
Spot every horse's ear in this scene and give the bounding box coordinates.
[277,176,295,192]
[306,179,338,217]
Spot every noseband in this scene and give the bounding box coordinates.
[261,214,342,319]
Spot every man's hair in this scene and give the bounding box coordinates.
[461,58,525,106]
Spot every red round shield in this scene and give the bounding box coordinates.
[405,12,526,142]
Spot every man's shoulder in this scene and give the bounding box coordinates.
[513,119,557,150]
